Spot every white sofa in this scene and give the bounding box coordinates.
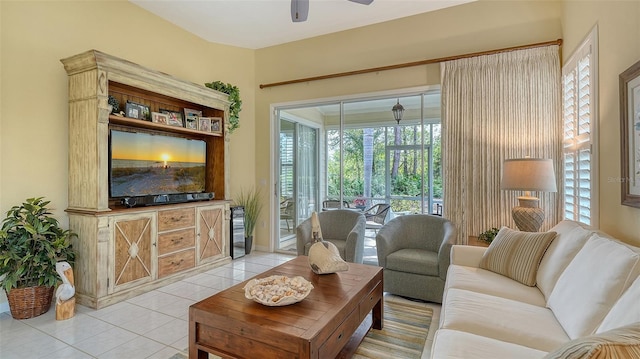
[431,220,640,358]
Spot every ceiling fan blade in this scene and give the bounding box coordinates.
[291,0,309,22]
[348,0,374,4]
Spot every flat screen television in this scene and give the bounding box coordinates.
[109,129,207,199]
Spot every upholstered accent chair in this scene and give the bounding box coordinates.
[296,209,366,263]
[376,214,456,303]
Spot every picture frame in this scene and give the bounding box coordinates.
[198,117,211,132]
[151,112,169,125]
[125,101,140,119]
[184,108,203,119]
[159,109,184,127]
[185,116,198,130]
[125,101,151,121]
[210,117,223,134]
[620,59,640,208]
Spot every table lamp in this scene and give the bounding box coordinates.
[501,158,557,232]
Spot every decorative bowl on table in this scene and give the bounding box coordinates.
[243,275,313,306]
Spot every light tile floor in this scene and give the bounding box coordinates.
[0,251,440,359]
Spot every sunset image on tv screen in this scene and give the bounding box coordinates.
[110,130,206,197]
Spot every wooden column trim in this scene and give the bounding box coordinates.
[259,38,563,89]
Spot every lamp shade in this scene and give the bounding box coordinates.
[501,158,557,192]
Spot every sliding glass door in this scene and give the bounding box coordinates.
[273,87,441,254]
[277,117,319,252]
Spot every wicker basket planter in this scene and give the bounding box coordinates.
[6,285,54,319]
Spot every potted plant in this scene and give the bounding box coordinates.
[204,81,242,134]
[234,187,263,254]
[478,227,500,245]
[0,197,76,319]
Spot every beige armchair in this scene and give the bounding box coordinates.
[296,209,366,263]
[376,214,456,303]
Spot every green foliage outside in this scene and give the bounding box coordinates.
[327,124,442,212]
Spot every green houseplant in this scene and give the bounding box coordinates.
[0,197,76,319]
[204,81,242,134]
[478,227,500,245]
[234,187,263,254]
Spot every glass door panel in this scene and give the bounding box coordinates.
[277,117,318,252]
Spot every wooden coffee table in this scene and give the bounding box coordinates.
[189,255,383,359]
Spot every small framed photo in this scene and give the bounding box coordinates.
[159,109,184,127]
[198,117,211,132]
[125,101,141,119]
[210,117,223,134]
[151,112,169,125]
[185,116,197,130]
[184,108,203,119]
[126,101,151,121]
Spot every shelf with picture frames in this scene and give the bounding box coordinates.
[108,81,224,137]
[108,115,222,138]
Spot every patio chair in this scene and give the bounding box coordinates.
[364,203,390,233]
[280,198,294,232]
[322,199,350,210]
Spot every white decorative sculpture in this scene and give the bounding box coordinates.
[307,212,349,274]
[55,261,75,320]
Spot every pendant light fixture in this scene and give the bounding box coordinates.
[392,99,404,124]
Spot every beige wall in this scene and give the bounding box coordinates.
[561,1,640,246]
[0,0,255,307]
[254,0,563,249]
[2,0,638,309]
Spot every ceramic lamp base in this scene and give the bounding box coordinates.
[512,206,545,232]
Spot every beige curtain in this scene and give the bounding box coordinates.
[441,45,562,244]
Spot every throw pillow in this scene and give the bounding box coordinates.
[597,275,640,333]
[547,234,640,339]
[543,323,640,359]
[479,227,556,286]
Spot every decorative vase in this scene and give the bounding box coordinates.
[245,235,253,254]
[6,285,54,319]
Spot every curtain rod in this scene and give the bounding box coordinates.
[259,38,563,89]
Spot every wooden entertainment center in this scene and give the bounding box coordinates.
[61,50,232,309]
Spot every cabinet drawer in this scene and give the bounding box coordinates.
[158,228,195,255]
[158,249,195,278]
[359,280,383,322]
[158,208,195,232]
[318,308,359,359]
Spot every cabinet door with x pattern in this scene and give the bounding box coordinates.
[197,205,226,264]
[109,213,157,293]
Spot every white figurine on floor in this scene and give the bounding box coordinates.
[55,261,76,320]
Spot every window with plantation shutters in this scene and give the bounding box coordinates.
[562,27,598,227]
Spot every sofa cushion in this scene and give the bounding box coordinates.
[537,221,591,299]
[543,323,640,359]
[386,248,438,276]
[432,329,549,359]
[597,275,640,333]
[445,265,546,307]
[440,288,570,352]
[548,234,640,339]
[479,227,556,286]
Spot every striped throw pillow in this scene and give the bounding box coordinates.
[479,227,556,286]
[543,323,640,359]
